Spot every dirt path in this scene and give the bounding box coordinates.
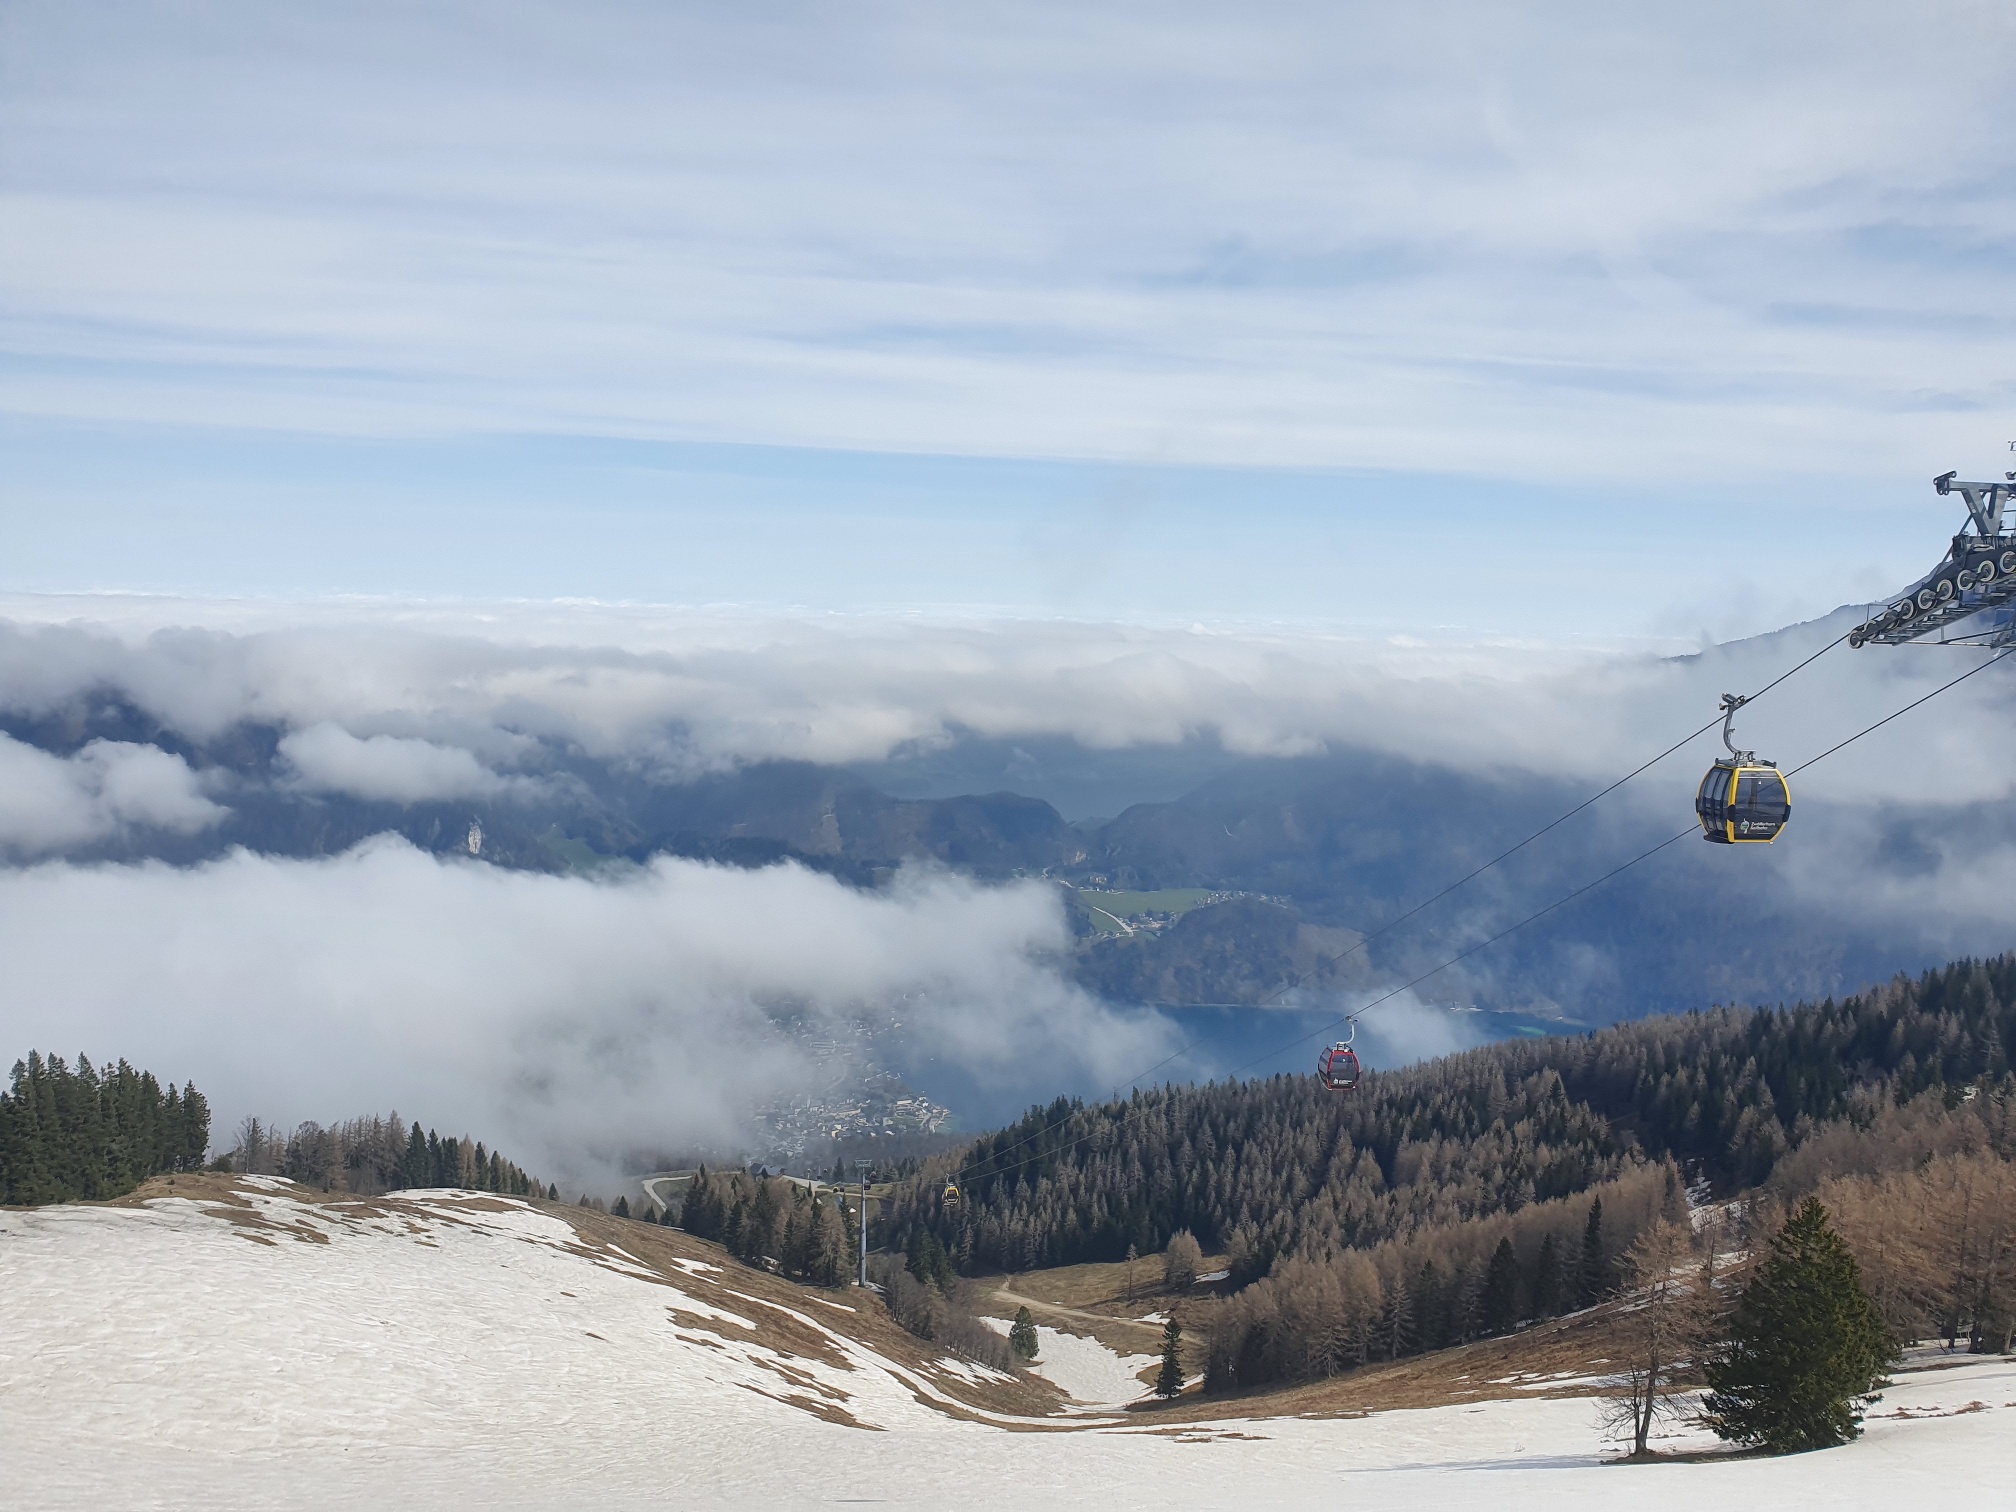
[988,1282,1166,1339]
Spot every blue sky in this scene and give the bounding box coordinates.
[4,1,2015,638]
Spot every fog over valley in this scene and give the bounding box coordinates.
[2,596,2010,1178]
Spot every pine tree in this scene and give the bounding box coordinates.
[547,1182,558,1201]
[747,1179,779,1264]
[613,1195,630,1219]
[1480,1237,1522,1336]
[1154,1312,1184,1398]
[1378,1270,1414,1360]
[1578,1198,1608,1306]
[1702,1198,1898,1453]
[682,1167,714,1236]
[1010,1305,1039,1360]
[1531,1232,1565,1317]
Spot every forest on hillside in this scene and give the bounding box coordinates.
[877,955,2015,1386]
[888,955,2013,1268]
[0,1054,549,1207]
[224,1112,546,1199]
[0,1053,210,1205]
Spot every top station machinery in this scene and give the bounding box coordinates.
[1849,470,2016,649]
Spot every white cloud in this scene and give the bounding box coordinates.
[1,3,2012,483]
[278,723,514,804]
[1,598,2009,815]
[0,735,226,855]
[0,841,1169,1183]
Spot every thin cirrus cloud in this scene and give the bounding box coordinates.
[0,2,2012,486]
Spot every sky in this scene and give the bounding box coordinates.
[5,3,2016,1172]
[5,1,2016,638]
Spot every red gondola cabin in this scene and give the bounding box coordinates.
[1318,1042,1361,1093]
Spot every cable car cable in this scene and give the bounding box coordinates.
[1220,642,2012,1082]
[950,628,1850,1184]
[942,642,2006,1195]
[1243,628,1850,1009]
[1010,629,1851,1105]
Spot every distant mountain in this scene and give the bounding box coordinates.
[5,649,2006,1026]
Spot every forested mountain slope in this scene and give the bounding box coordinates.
[887,955,2016,1276]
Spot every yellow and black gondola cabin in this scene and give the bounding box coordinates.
[1695,759,1791,844]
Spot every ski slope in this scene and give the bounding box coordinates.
[1,1178,2009,1511]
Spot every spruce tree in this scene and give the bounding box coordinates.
[1154,1313,1184,1398]
[1578,1198,1608,1306]
[747,1180,779,1263]
[613,1195,630,1219]
[682,1168,713,1236]
[1530,1232,1564,1317]
[1480,1237,1522,1336]
[1010,1305,1039,1360]
[1702,1198,1897,1453]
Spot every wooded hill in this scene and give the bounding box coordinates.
[0,1052,210,1205]
[226,1111,545,1199]
[0,1052,549,1207]
[885,955,2016,1280]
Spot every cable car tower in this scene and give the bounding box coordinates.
[1850,470,2016,649]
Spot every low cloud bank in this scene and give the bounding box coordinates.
[0,735,225,855]
[278,722,519,803]
[0,842,1173,1183]
[1,599,2008,813]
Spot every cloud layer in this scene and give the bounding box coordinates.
[2,598,2011,1167]
[4,2,2013,483]
[0,735,225,855]
[279,723,517,804]
[0,841,1169,1181]
[1,598,2008,811]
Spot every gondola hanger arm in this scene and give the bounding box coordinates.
[1718,692,1755,763]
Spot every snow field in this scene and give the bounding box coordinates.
[981,1316,1160,1406]
[2,1183,2010,1511]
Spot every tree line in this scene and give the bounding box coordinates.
[228,1113,544,1199]
[1,1052,210,1205]
[884,954,2015,1278]
[1202,1161,1689,1390]
[678,1167,856,1287]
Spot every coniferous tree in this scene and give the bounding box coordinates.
[1578,1198,1608,1306]
[721,1194,746,1256]
[1010,1306,1039,1360]
[613,1195,630,1219]
[1531,1232,1565,1318]
[682,1168,715,1236]
[1155,1313,1184,1398]
[0,1053,210,1205]
[547,1182,558,1201]
[1480,1237,1522,1336]
[747,1179,779,1263]
[1702,1198,1898,1453]
[1379,1270,1414,1360]
[1413,1261,1446,1350]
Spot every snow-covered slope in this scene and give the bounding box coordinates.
[2,1177,2009,1511]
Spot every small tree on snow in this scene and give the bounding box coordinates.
[1155,1313,1185,1399]
[1600,1220,1713,1457]
[1702,1198,1897,1453]
[1010,1306,1039,1361]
